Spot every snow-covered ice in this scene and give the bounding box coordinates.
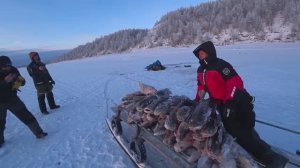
[1,42,300,167]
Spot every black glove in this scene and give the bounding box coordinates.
[50,80,55,85]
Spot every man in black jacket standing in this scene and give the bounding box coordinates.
[27,52,60,114]
[0,56,47,148]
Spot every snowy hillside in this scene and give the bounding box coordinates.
[1,42,300,168]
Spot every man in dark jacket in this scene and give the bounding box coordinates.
[27,52,60,114]
[0,56,47,148]
[193,41,288,168]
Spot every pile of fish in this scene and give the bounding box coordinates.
[113,83,259,168]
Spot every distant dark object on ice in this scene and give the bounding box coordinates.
[146,60,166,71]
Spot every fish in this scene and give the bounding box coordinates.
[153,99,173,116]
[187,99,212,130]
[128,110,143,123]
[136,95,158,112]
[175,122,190,142]
[174,131,194,152]
[153,116,167,136]
[220,131,235,158]
[140,113,157,128]
[169,95,190,106]
[176,106,192,122]
[187,140,207,163]
[205,127,223,163]
[162,130,176,146]
[192,140,206,153]
[155,88,172,98]
[164,107,179,131]
[144,96,168,114]
[117,86,260,167]
[200,111,222,138]
[187,150,202,163]
[122,91,145,101]
[164,98,186,131]
[146,113,157,122]
[139,82,157,95]
[192,130,206,142]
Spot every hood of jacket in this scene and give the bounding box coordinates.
[193,41,217,66]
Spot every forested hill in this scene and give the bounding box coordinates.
[55,0,300,62]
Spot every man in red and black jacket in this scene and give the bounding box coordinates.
[193,41,288,168]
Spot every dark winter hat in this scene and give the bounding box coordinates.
[29,51,40,61]
[193,41,217,66]
[193,41,216,58]
[0,56,12,67]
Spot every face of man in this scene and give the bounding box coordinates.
[198,50,208,60]
[33,55,40,62]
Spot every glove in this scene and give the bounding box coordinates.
[12,76,25,91]
[50,80,55,85]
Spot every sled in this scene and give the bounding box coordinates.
[106,111,300,168]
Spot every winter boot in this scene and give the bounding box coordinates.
[27,121,48,139]
[41,111,49,115]
[47,92,60,109]
[36,132,48,139]
[38,94,48,114]
[50,105,60,110]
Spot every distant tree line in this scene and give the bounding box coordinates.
[55,0,300,62]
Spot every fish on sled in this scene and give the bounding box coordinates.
[107,83,300,168]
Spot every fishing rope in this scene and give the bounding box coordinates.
[103,73,137,119]
[256,119,300,136]
[103,74,119,119]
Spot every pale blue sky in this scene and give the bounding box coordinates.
[0,0,209,50]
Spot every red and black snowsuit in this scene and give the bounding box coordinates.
[193,41,288,167]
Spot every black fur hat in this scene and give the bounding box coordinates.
[0,56,12,67]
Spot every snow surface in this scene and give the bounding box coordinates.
[1,42,300,168]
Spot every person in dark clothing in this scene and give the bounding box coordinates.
[0,56,47,148]
[193,41,288,168]
[27,52,60,114]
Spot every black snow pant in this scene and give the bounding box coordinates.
[218,91,285,166]
[36,84,57,112]
[0,96,44,142]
